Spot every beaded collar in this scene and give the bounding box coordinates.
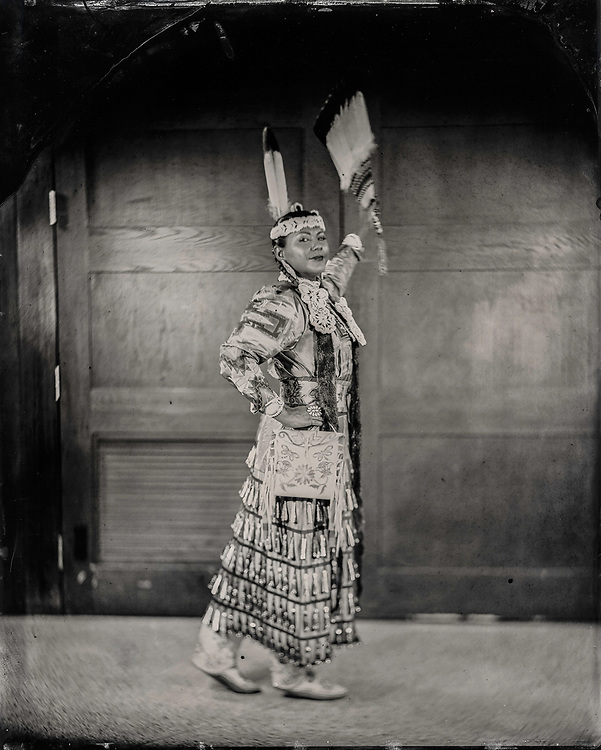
[278,274,366,346]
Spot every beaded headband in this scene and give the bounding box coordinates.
[269,208,326,241]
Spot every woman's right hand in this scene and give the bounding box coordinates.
[276,405,322,429]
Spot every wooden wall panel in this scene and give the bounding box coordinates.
[374,566,594,621]
[381,126,597,226]
[376,435,596,619]
[382,223,599,273]
[89,227,275,273]
[380,436,596,568]
[0,194,23,612]
[346,262,381,609]
[56,140,97,611]
[379,270,598,435]
[90,388,259,436]
[15,151,62,613]
[90,272,274,388]
[86,563,214,616]
[88,129,303,227]
[372,83,598,619]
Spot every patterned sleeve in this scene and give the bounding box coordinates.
[219,285,305,414]
[321,234,364,299]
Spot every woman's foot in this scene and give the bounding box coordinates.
[272,666,348,700]
[200,666,262,694]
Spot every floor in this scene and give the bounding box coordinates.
[1,616,599,748]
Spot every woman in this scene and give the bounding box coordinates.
[192,205,366,700]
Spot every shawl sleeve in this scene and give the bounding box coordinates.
[219,285,305,414]
[321,234,364,300]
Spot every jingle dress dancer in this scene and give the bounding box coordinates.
[192,206,366,700]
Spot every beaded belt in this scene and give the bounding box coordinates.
[280,377,351,414]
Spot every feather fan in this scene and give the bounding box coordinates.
[315,86,387,274]
[263,127,289,221]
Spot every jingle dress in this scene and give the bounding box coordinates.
[195,243,365,668]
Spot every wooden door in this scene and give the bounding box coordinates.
[55,93,339,614]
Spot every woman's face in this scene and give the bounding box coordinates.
[279,226,330,280]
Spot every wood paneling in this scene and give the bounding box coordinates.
[381,126,597,226]
[0,194,23,612]
[382,223,599,273]
[373,566,595,620]
[91,388,258,435]
[3,10,595,619]
[345,262,381,601]
[90,272,274,388]
[374,434,596,618]
[88,129,303,227]
[89,227,275,273]
[98,440,252,562]
[51,40,598,619]
[83,563,214,616]
[380,436,596,568]
[56,141,96,611]
[371,78,599,619]
[58,104,340,614]
[15,151,62,613]
[379,270,598,435]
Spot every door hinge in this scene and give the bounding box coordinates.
[54,365,60,401]
[49,190,57,226]
[58,533,64,572]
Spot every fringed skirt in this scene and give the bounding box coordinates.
[201,468,361,666]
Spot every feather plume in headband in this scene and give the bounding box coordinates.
[262,126,289,221]
[263,126,325,241]
[314,86,388,274]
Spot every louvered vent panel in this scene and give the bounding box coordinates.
[98,440,252,562]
